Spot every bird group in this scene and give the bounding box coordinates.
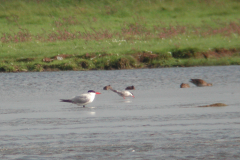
[60,85,135,107]
[180,79,212,88]
[60,78,212,107]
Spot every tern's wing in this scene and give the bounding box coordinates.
[71,94,90,104]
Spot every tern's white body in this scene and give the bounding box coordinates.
[70,92,96,105]
[60,90,101,107]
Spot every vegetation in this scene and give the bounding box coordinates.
[0,0,240,72]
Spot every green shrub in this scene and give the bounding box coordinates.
[171,48,200,59]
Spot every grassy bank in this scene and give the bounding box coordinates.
[0,0,240,72]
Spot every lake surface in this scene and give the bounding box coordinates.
[0,66,240,159]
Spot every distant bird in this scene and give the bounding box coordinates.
[190,79,212,87]
[60,90,101,107]
[198,103,227,107]
[109,88,134,99]
[125,85,135,90]
[103,85,112,90]
[42,57,53,62]
[180,83,190,88]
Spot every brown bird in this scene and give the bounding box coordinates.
[103,85,112,90]
[190,79,212,87]
[180,83,190,88]
[125,85,135,90]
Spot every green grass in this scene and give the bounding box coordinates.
[0,0,240,72]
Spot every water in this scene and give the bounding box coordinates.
[0,66,240,159]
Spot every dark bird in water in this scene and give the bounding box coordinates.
[103,85,112,90]
[125,85,135,90]
[190,79,212,87]
[180,83,190,88]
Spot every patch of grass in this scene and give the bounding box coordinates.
[74,59,95,69]
[0,64,16,72]
[16,57,36,62]
[94,55,136,70]
[0,0,240,72]
[171,48,200,59]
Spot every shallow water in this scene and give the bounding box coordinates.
[0,66,240,159]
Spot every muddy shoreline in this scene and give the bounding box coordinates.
[1,48,240,73]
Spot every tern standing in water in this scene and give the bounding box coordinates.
[60,90,101,107]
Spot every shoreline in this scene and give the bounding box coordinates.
[1,47,240,73]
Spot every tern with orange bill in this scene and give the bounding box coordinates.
[60,90,101,107]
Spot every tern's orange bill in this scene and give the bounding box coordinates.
[95,92,101,94]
